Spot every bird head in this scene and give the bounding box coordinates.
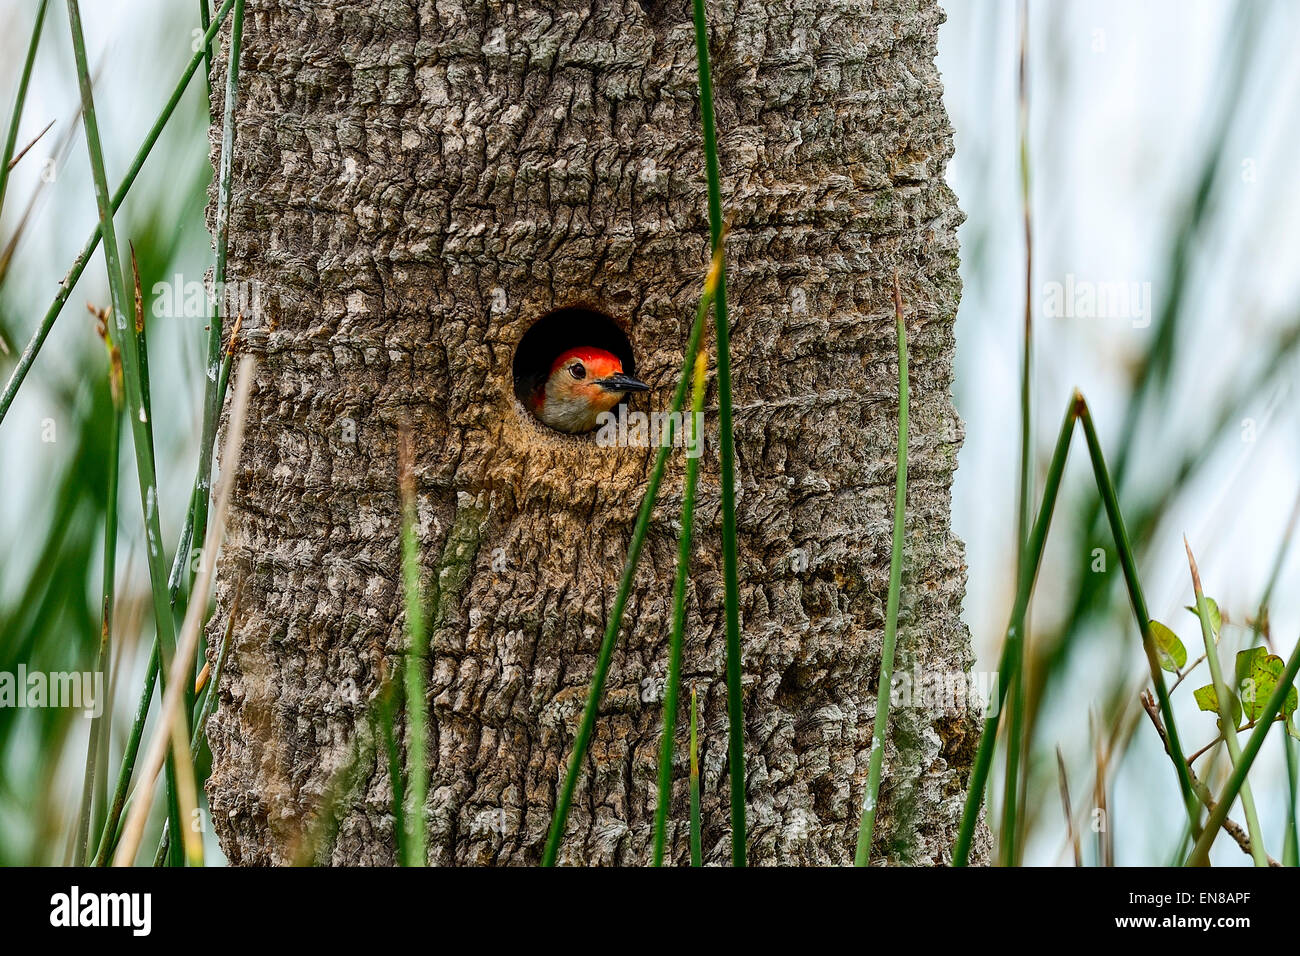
[530,346,650,433]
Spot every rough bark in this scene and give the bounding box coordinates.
[205,0,987,866]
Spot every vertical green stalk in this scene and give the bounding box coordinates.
[198,0,214,97]
[689,687,702,867]
[0,0,237,429]
[96,331,242,865]
[1254,491,1300,864]
[541,257,714,867]
[953,395,1077,865]
[854,276,909,866]
[65,0,184,866]
[90,3,243,865]
[187,0,245,648]
[1185,541,1267,866]
[91,651,157,866]
[398,436,428,867]
[1285,735,1299,867]
[653,349,709,866]
[110,357,254,868]
[691,0,746,868]
[130,247,156,472]
[192,591,236,760]
[169,320,241,613]
[0,0,50,220]
[1002,0,1032,868]
[77,334,121,864]
[1077,403,1199,836]
[379,679,407,865]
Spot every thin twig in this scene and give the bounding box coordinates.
[1140,691,1278,866]
[6,118,55,172]
[1055,746,1081,867]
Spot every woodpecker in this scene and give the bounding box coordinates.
[528,346,650,433]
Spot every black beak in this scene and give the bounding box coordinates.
[596,373,651,394]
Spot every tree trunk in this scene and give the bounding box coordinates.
[205,0,987,866]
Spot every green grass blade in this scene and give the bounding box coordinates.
[1184,540,1267,866]
[110,356,254,867]
[188,0,246,613]
[129,247,155,467]
[398,429,428,867]
[138,331,246,866]
[1285,735,1299,867]
[169,319,241,614]
[65,0,186,865]
[1253,490,1300,864]
[1002,0,1032,868]
[192,585,236,760]
[653,348,709,866]
[690,0,745,868]
[0,0,50,221]
[379,677,406,865]
[198,0,214,97]
[854,275,909,866]
[1077,401,1200,836]
[76,383,120,863]
[953,394,1078,865]
[0,0,237,429]
[1187,633,1300,866]
[91,647,158,866]
[89,6,243,865]
[690,687,702,866]
[541,256,715,867]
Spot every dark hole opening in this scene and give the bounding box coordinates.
[512,306,638,428]
[635,0,687,26]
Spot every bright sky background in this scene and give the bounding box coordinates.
[942,0,1300,864]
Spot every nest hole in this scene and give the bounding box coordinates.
[512,306,637,428]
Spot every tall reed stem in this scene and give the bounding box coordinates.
[66,0,187,865]
[653,348,710,865]
[1002,0,1032,867]
[541,250,717,866]
[854,274,908,866]
[689,687,702,866]
[690,0,746,867]
[955,392,1201,864]
[398,428,428,867]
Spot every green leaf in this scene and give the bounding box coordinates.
[1185,597,1222,637]
[1236,646,1299,722]
[1149,620,1187,672]
[1193,682,1242,729]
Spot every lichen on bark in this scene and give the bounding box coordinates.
[205,0,988,866]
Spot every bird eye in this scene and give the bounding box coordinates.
[569,363,586,380]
